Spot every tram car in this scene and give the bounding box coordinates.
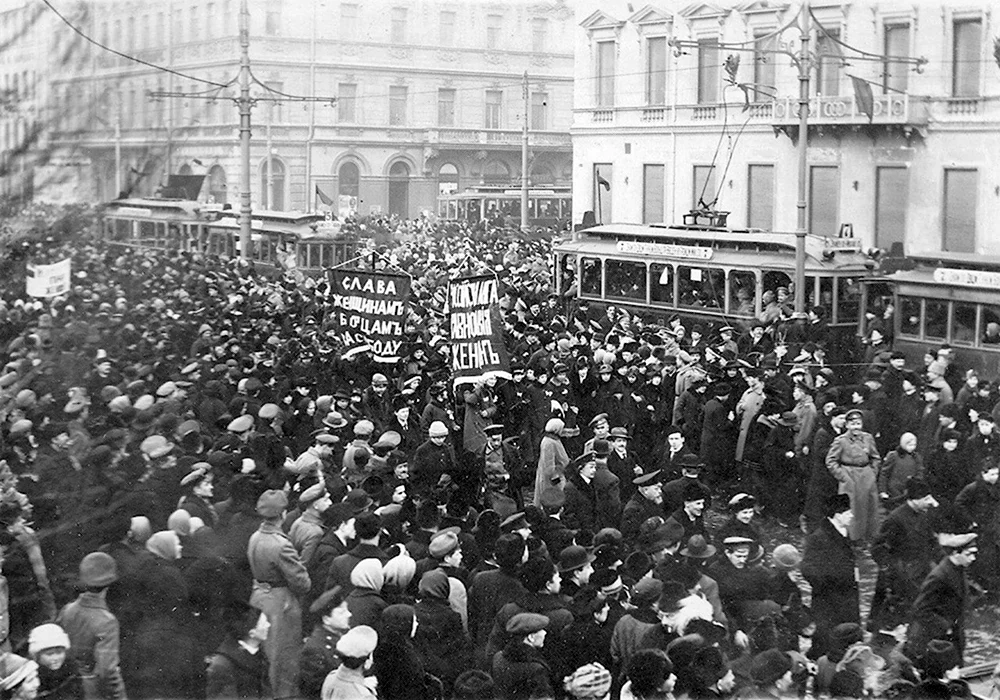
[552,221,877,366]
[865,251,1000,376]
[437,187,571,230]
[100,198,358,277]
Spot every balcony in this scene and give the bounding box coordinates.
[428,128,570,149]
[770,93,928,127]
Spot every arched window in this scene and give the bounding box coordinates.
[482,160,510,185]
[338,161,359,198]
[388,161,410,217]
[532,165,554,186]
[208,165,227,204]
[438,163,459,195]
[260,157,285,210]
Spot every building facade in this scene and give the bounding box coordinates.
[572,0,1000,256]
[39,0,574,217]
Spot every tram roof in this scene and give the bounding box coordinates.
[103,198,205,218]
[207,215,346,239]
[556,223,872,270]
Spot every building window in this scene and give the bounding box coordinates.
[697,39,719,104]
[753,32,776,101]
[643,164,665,224]
[439,163,459,195]
[596,41,615,107]
[875,166,908,251]
[389,85,407,125]
[189,6,199,41]
[883,23,910,94]
[438,88,456,127]
[486,14,502,50]
[532,18,547,53]
[531,92,547,130]
[485,90,502,129]
[338,83,356,123]
[646,36,667,106]
[265,6,280,35]
[943,168,977,253]
[809,166,840,238]
[341,4,358,39]
[172,10,182,43]
[391,7,407,44]
[439,11,455,47]
[339,161,360,199]
[260,157,285,210]
[483,160,510,185]
[693,165,716,210]
[204,5,213,37]
[127,17,136,50]
[208,165,227,204]
[816,27,842,96]
[746,165,774,229]
[952,18,981,97]
[156,13,165,44]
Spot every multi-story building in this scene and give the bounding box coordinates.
[572,0,1000,256]
[41,0,574,217]
[0,0,49,208]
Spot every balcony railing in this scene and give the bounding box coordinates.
[771,93,927,126]
[427,128,571,148]
[945,98,979,116]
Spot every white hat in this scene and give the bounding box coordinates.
[429,421,449,437]
[28,624,70,656]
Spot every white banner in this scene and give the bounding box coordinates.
[26,259,72,298]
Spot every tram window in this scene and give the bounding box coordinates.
[558,255,576,296]
[605,260,647,301]
[580,257,602,297]
[321,244,333,268]
[837,278,861,323]
[167,223,181,248]
[899,296,921,337]
[729,271,756,316]
[762,271,792,301]
[925,300,948,340]
[115,219,130,240]
[468,199,481,222]
[438,200,447,218]
[297,243,308,268]
[448,200,458,219]
[952,303,976,345]
[817,277,833,319]
[650,263,674,306]
[139,220,155,242]
[982,307,1000,345]
[678,266,724,309]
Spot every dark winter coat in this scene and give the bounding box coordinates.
[801,518,860,655]
[492,640,554,700]
[298,626,343,699]
[37,657,84,700]
[467,568,526,666]
[907,557,969,662]
[414,597,470,686]
[205,638,269,700]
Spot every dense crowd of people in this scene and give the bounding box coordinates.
[0,214,992,700]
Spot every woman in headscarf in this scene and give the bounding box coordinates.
[345,559,387,632]
[414,570,471,690]
[372,605,430,700]
[381,552,416,605]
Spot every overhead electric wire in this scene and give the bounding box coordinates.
[38,0,229,88]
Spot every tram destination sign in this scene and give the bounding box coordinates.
[934,267,1000,290]
[616,241,714,260]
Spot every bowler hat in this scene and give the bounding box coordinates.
[557,545,596,573]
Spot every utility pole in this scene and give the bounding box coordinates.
[793,3,810,318]
[521,71,529,232]
[238,0,252,259]
[265,95,272,209]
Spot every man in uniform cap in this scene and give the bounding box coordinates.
[56,552,127,700]
[906,507,978,665]
[342,420,374,480]
[583,413,610,455]
[801,493,859,659]
[826,407,881,542]
[247,489,311,699]
[322,625,378,699]
[477,423,527,510]
[361,373,393,434]
[289,484,332,566]
[300,586,351,698]
[493,613,553,700]
[227,414,254,438]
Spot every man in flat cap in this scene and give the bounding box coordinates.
[477,424,528,511]
[621,470,666,541]
[247,489,311,699]
[411,421,460,498]
[492,612,553,700]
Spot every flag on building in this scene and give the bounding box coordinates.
[315,185,334,206]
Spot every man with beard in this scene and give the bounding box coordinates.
[621,470,667,541]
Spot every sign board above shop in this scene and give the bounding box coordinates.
[616,240,714,260]
[822,237,862,252]
[934,267,1000,290]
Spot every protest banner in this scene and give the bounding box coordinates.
[26,258,72,298]
[329,269,411,361]
[449,274,511,386]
